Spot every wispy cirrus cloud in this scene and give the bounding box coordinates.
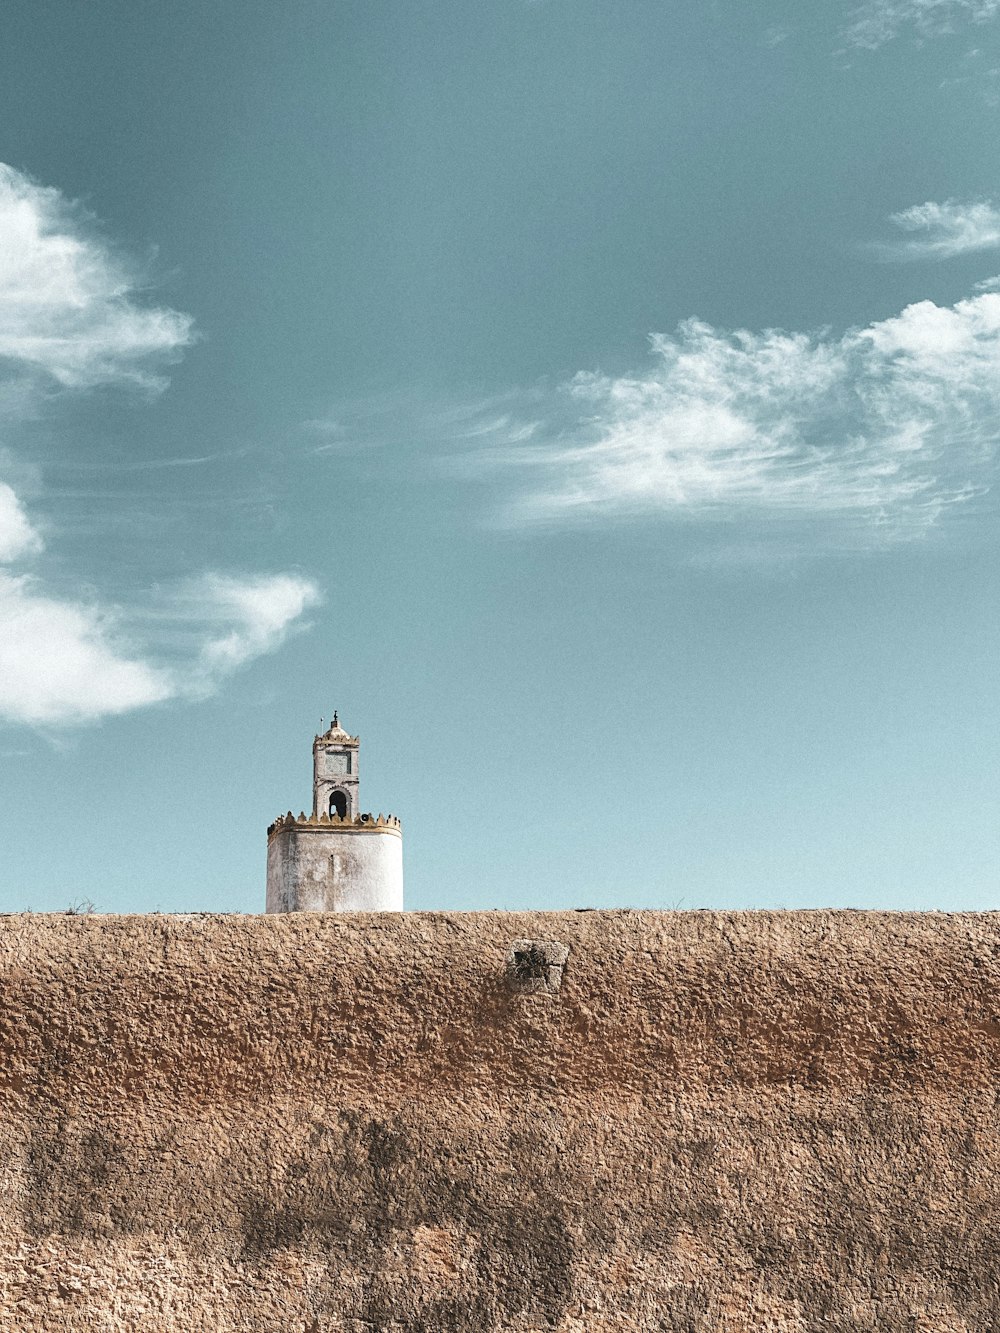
[0,163,194,390]
[0,163,319,727]
[867,199,1000,261]
[762,25,791,48]
[0,568,320,727]
[463,292,1000,549]
[138,571,322,697]
[841,0,1000,50]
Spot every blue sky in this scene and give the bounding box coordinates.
[2,0,1000,912]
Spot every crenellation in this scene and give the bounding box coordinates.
[266,810,403,840]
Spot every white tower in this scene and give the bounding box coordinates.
[266,714,403,913]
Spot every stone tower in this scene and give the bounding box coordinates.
[313,710,360,820]
[266,714,403,913]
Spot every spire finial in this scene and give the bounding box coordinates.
[332,709,339,728]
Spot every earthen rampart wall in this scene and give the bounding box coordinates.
[2,910,999,1331]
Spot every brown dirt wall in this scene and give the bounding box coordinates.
[1,909,1000,1331]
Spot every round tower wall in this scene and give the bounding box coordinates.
[266,824,403,913]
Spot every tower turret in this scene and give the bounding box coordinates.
[313,711,360,819]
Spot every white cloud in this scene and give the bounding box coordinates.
[140,572,322,704]
[0,573,173,726]
[474,292,1000,546]
[842,0,1000,49]
[869,200,1000,261]
[974,273,1000,290]
[191,574,322,674]
[0,163,194,390]
[0,482,43,561]
[0,163,320,727]
[0,559,320,727]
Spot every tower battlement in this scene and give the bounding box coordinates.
[267,811,402,838]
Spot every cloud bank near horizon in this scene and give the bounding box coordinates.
[0,163,319,728]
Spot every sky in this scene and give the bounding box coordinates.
[2,0,1000,914]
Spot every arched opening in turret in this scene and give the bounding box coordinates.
[329,789,348,819]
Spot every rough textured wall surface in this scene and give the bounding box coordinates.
[2,909,1000,1332]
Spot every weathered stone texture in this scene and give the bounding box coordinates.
[2,909,1000,1330]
